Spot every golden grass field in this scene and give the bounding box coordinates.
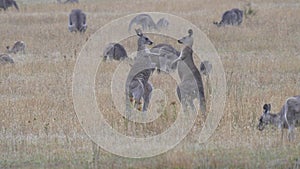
[1,0,300,168]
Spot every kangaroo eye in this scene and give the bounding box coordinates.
[145,38,148,41]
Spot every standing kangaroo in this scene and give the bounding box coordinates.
[125,29,155,112]
[258,96,300,141]
[171,29,206,115]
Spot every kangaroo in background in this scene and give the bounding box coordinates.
[68,9,87,33]
[128,14,169,32]
[0,53,14,64]
[214,8,243,27]
[57,0,79,4]
[0,0,19,11]
[103,43,128,61]
[7,41,26,54]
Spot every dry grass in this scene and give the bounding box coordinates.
[0,0,300,168]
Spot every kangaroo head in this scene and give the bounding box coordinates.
[135,29,153,46]
[258,103,272,131]
[170,29,194,67]
[178,29,193,47]
[213,21,222,27]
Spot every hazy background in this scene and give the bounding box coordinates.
[0,0,299,168]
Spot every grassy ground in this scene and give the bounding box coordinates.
[0,0,300,168]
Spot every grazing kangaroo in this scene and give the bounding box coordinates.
[57,0,79,4]
[0,0,19,11]
[6,41,25,54]
[258,96,300,141]
[128,14,169,32]
[156,18,169,30]
[125,29,155,112]
[128,14,157,32]
[103,43,128,61]
[68,9,87,33]
[0,53,14,64]
[171,29,206,115]
[214,8,243,27]
[149,43,180,73]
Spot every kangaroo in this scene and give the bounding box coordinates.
[156,18,169,30]
[214,8,243,27]
[103,43,128,61]
[0,53,14,64]
[171,29,206,116]
[68,9,87,33]
[0,0,19,11]
[200,60,212,76]
[6,41,25,54]
[128,14,157,32]
[258,96,300,141]
[57,0,79,4]
[128,14,170,32]
[125,29,155,112]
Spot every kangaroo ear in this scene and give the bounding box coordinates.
[135,29,143,37]
[263,104,268,110]
[263,103,271,113]
[188,29,193,36]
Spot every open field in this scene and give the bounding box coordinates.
[1,0,300,168]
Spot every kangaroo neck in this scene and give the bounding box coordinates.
[137,43,146,52]
[269,112,285,128]
[137,43,151,57]
[181,46,194,65]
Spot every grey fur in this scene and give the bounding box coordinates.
[126,29,154,112]
[200,60,212,76]
[7,41,25,54]
[171,29,206,115]
[214,8,243,27]
[258,96,300,141]
[0,53,14,64]
[128,14,157,32]
[149,43,179,73]
[103,43,128,61]
[57,0,79,4]
[128,14,169,31]
[156,18,169,30]
[68,9,87,33]
[0,0,19,11]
